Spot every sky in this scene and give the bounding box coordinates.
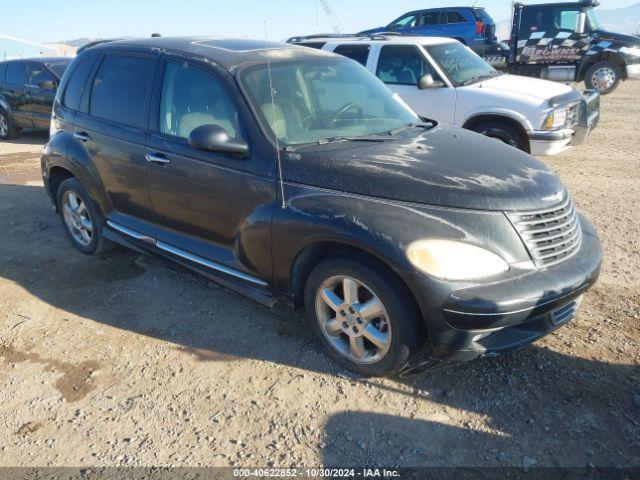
[2,0,638,44]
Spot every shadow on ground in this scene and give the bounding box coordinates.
[0,183,638,468]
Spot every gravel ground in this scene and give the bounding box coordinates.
[0,82,638,470]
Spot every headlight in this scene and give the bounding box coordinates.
[542,107,568,130]
[406,239,509,281]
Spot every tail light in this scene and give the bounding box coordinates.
[475,21,485,35]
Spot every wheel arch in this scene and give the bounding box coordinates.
[0,94,11,114]
[289,240,421,318]
[462,112,531,153]
[577,52,626,81]
[42,135,112,215]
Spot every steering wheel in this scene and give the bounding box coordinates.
[335,102,363,124]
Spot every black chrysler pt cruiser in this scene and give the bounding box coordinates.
[41,37,602,376]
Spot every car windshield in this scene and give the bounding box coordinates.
[240,58,420,146]
[587,9,600,30]
[46,62,69,79]
[426,42,500,86]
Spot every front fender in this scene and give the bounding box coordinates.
[272,183,530,294]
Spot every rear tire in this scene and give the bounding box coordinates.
[56,177,112,255]
[0,107,19,140]
[471,120,529,153]
[584,60,622,95]
[304,257,425,377]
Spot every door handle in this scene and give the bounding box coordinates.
[73,131,91,142]
[145,152,171,165]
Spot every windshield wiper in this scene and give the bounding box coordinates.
[461,71,502,86]
[389,121,435,136]
[317,135,393,145]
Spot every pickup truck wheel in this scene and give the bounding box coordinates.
[57,178,112,255]
[0,107,19,140]
[304,257,424,377]
[471,121,528,152]
[584,61,621,95]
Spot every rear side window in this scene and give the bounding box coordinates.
[333,45,371,67]
[5,63,25,85]
[89,55,155,127]
[421,11,443,26]
[63,57,97,111]
[376,45,438,86]
[446,11,468,24]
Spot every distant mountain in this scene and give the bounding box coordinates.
[596,2,640,35]
[57,38,96,48]
[495,2,640,40]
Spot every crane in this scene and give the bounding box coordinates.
[317,0,343,34]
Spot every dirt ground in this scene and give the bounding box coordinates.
[0,82,638,471]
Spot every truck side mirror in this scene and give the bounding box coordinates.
[418,74,444,89]
[575,12,587,35]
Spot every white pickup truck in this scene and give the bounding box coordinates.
[319,36,600,156]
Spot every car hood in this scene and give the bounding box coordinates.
[593,30,640,48]
[472,74,574,102]
[282,125,566,211]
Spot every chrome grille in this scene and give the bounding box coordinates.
[566,102,580,127]
[507,197,582,268]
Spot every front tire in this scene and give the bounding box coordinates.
[57,177,111,255]
[304,257,425,377]
[0,107,19,140]
[471,121,529,153]
[584,61,621,95]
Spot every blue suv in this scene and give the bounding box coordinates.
[358,7,497,53]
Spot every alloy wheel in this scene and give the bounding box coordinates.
[591,66,617,92]
[62,191,94,247]
[315,275,391,364]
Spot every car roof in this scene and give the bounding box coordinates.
[88,36,336,72]
[324,36,458,47]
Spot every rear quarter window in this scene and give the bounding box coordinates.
[89,55,155,128]
[472,8,493,23]
[63,56,98,111]
[333,44,371,66]
[297,42,327,49]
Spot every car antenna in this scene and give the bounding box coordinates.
[264,19,287,210]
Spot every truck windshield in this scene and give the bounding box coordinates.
[587,9,601,30]
[240,58,420,146]
[426,42,500,86]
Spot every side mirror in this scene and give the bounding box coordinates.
[38,80,56,90]
[418,74,444,89]
[188,124,249,156]
[575,12,587,35]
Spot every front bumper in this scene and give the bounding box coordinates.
[408,215,602,361]
[528,90,600,156]
[626,63,640,80]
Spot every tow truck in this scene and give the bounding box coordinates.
[484,0,640,94]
